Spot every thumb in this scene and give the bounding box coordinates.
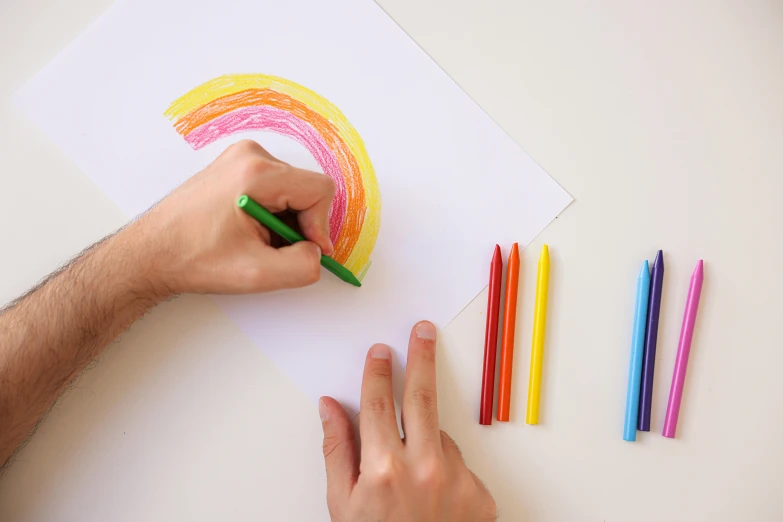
[319,397,358,510]
[249,241,323,291]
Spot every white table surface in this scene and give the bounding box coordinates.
[1,1,782,520]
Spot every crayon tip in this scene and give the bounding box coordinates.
[491,244,501,263]
[507,243,520,268]
[639,259,649,277]
[537,244,550,273]
[693,259,704,279]
[653,250,663,270]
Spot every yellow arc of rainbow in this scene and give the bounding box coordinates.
[164,74,380,279]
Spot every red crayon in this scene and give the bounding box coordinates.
[480,245,503,425]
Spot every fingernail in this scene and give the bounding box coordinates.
[319,398,329,422]
[371,344,392,359]
[416,321,436,341]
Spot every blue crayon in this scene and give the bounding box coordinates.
[624,260,651,442]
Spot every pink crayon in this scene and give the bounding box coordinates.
[663,260,704,438]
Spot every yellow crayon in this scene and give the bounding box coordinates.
[526,245,550,424]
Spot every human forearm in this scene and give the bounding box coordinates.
[0,221,168,465]
[0,141,335,467]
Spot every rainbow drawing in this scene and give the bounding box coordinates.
[164,74,380,280]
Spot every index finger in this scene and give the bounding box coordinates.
[402,321,441,448]
[359,344,403,454]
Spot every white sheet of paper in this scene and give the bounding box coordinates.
[16,0,571,415]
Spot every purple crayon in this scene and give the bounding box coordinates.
[638,250,664,431]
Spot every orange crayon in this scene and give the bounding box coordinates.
[498,243,520,421]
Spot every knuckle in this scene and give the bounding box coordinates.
[236,156,267,185]
[413,456,446,490]
[366,396,394,414]
[242,265,266,288]
[320,174,336,195]
[368,452,402,488]
[304,267,321,285]
[231,139,261,154]
[322,435,342,461]
[410,386,437,411]
[304,248,322,284]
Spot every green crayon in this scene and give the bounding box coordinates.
[237,194,361,287]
